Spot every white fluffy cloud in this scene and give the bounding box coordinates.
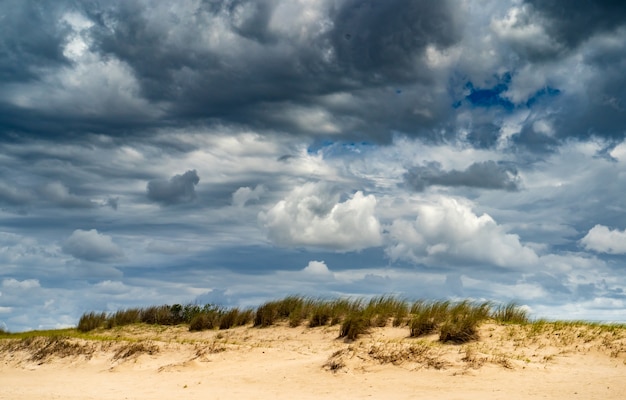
[232,185,266,207]
[386,197,538,268]
[302,260,332,276]
[261,183,382,251]
[580,225,626,254]
[62,229,124,262]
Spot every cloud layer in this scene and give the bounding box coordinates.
[1,0,626,331]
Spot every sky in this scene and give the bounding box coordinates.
[1,0,626,332]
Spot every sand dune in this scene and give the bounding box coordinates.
[2,322,626,399]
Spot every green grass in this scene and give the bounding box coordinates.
[438,301,491,343]
[409,300,451,337]
[71,296,533,342]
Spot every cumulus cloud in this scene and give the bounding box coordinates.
[62,229,124,262]
[386,197,538,268]
[261,183,382,251]
[147,170,200,205]
[580,225,626,254]
[302,260,332,276]
[232,185,265,207]
[404,161,520,192]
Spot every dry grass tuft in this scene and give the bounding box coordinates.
[112,342,159,361]
[323,349,347,373]
[367,342,447,369]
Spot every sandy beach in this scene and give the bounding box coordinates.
[2,321,626,400]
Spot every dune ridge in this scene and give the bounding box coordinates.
[2,320,626,399]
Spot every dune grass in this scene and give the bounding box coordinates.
[66,295,626,344]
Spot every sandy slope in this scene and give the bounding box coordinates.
[2,322,626,399]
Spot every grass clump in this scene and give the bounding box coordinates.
[409,301,450,337]
[438,301,491,343]
[308,303,332,327]
[339,311,370,341]
[254,296,305,327]
[77,312,107,332]
[365,296,408,327]
[492,302,530,324]
[219,308,254,330]
[189,311,220,331]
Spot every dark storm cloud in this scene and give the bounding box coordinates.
[329,0,460,81]
[77,0,460,140]
[1,0,624,148]
[146,170,200,205]
[404,161,520,192]
[0,0,70,82]
[524,0,626,52]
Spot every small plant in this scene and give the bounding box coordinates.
[324,349,347,373]
[140,305,175,325]
[112,342,158,361]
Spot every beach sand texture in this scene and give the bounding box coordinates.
[2,322,626,399]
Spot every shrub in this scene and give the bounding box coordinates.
[140,305,174,325]
[77,311,107,332]
[169,304,185,324]
[182,304,204,323]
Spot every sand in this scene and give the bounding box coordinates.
[2,322,626,399]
